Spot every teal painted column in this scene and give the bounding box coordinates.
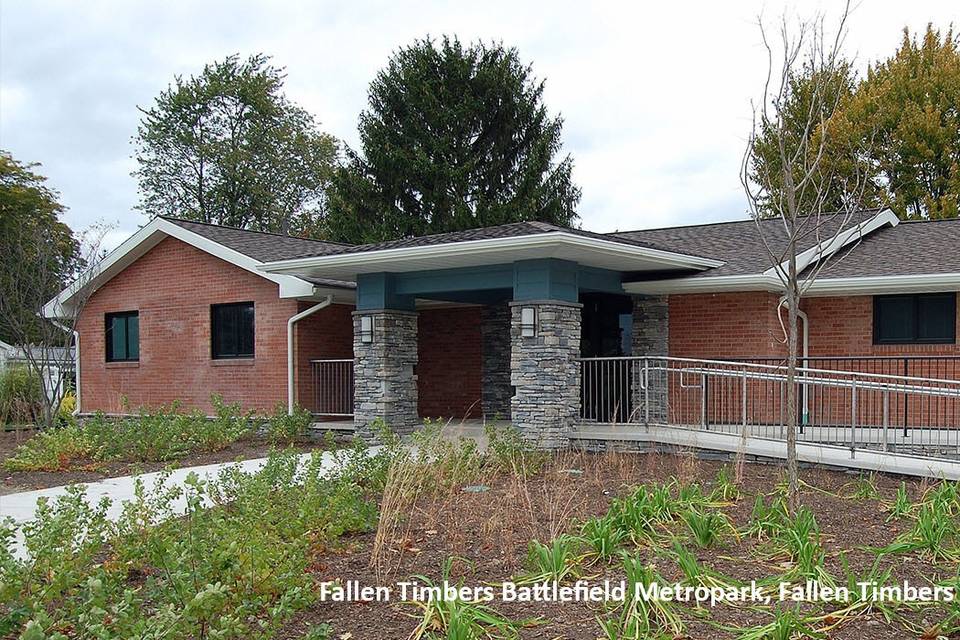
[512,259,579,302]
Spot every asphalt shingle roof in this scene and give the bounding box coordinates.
[163,217,349,262]
[271,220,717,261]
[609,210,882,278]
[809,218,960,278]
[161,210,955,283]
[162,217,355,288]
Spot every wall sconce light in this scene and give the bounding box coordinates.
[360,315,374,343]
[520,306,536,337]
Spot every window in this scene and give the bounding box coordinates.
[211,302,255,359]
[874,293,956,345]
[105,311,139,362]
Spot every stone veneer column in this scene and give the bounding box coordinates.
[509,300,582,449]
[632,295,669,424]
[480,303,512,419]
[353,310,419,440]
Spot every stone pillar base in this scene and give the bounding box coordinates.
[481,302,512,420]
[509,300,582,449]
[353,309,418,440]
[632,295,669,424]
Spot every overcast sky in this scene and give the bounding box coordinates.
[0,0,955,250]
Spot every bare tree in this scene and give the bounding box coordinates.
[0,223,107,427]
[742,1,875,513]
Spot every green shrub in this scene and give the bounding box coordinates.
[0,365,44,425]
[4,395,255,471]
[485,422,546,476]
[682,508,729,548]
[2,448,387,640]
[265,403,312,444]
[2,422,92,471]
[525,536,580,582]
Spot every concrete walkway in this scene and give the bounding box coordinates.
[0,449,358,559]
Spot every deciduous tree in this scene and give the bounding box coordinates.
[134,54,338,236]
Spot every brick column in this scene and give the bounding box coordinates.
[509,300,582,449]
[481,302,512,419]
[353,310,419,440]
[632,295,669,424]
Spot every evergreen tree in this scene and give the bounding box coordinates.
[329,36,580,243]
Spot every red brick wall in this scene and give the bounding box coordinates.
[78,236,298,414]
[417,307,482,419]
[295,303,354,414]
[803,295,960,358]
[667,291,960,428]
[668,292,788,359]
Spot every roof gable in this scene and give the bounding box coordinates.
[44,217,354,318]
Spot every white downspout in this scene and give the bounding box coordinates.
[47,317,81,416]
[777,296,810,425]
[287,295,333,415]
[73,330,81,416]
[797,308,809,425]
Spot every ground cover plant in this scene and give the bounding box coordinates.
[2,396,316,475]
[4,422,960,639]
[0,440,394,640]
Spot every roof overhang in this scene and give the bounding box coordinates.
[259,232,725,281]
[44,217,352,318]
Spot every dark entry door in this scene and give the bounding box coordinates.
[580,293,633,422]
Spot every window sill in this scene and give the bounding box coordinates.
[211,358,256,367]
[105,361,139,369]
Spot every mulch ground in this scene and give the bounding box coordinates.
[0,429,332,494]
[278,451,952,640]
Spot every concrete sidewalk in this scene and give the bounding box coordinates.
[0,449,357,559]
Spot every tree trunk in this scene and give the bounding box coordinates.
[785,244,800,514]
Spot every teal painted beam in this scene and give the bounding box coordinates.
[357,261,625,309]
[356,273,416,311]
[393,264,514,296]
[578,265,626,294]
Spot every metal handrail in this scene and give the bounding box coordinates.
[578,355,960,458]
[578,355,960,388]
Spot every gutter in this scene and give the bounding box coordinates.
[287,295,333,415]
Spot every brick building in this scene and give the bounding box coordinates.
[45,208,960,446]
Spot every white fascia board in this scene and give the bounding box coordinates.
[803,273,960,296]
[43,218,317,318]
[260,231,725,275]
[624,274,782,295]
[762,208,899,279]
[625,271,960,297]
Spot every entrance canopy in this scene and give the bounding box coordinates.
[260,221,723,309]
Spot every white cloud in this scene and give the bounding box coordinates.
[0,0,954,248]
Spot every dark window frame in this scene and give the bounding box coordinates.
[873,293,956,345]
[210,301,255,359]
[105,311,139,362]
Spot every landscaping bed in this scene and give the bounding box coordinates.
[275,449,956,639]
[1,396,334,493]
[0,429,330,493]
[3,424,960,640]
